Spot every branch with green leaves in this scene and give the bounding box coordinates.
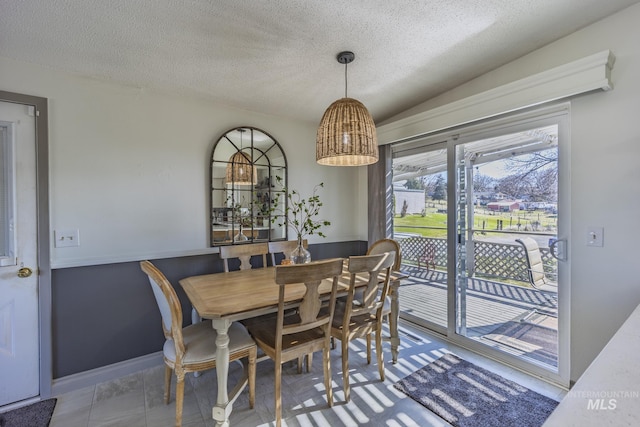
[270,176,330,239]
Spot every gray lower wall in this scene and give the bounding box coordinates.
[51,240,366,378]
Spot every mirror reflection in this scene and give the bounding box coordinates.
[210,127,288,245]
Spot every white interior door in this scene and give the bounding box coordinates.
[0,101,39,406]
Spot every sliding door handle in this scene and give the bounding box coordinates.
[549,239,567,261]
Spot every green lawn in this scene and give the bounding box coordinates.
[394,207,557,238]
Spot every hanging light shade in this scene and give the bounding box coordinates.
[225,128,256,185]
[316,51,378,166]
[225,151,257,185]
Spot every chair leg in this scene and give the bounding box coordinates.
[175,370,185,427]
[366,334,372,364]
[341,338,351,402]
[275,361,282,427]
[376,327,385,381]
[323,346,333,407]
[297,353,313,373]
[164,365,172,404]
[248,348,256,409]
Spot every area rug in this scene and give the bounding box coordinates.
[485,313,557,367]
[0,398,56,427]
[394,353,558,427]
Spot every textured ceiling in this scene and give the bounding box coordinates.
[1,0,637,125]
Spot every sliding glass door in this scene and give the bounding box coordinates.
[392,104,570,386]
[392,141,449,333]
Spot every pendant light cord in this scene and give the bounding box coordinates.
[344,62,348,98]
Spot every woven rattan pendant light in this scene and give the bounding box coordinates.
[316,51,378,166]
[225,128,257,185]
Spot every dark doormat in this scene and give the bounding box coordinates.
[394,353,558,427]
[0,398,56,427]
[485,312,558,367]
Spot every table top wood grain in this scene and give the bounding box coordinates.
[179,262,343,319]
[179,261,406,321]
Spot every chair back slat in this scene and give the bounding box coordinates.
[268,239,308,265]
[275,258,344,335]
[220,242,269,271]
[347,252,395,317]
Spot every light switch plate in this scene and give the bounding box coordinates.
[55,229,80,248]
[586,227,604,247]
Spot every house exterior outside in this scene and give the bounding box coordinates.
[487,200,521,212]
[394,186,425,215]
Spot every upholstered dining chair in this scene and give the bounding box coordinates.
[140,260,257,427]
[366,238,401,271]
[246,258,344,427]
[268,239,308,266]
[330,251,394,402]
[220,242,269,271]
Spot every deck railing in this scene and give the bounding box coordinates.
[397,235,555,283]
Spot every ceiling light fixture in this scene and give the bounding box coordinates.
[316,51,378,166]
[226,128,257,185]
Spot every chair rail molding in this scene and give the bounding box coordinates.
[377,50,615,145]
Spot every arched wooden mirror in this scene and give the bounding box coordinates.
[210,127,288,246]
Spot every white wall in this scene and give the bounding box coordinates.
[0,56,367,268]
[384,3,640,381]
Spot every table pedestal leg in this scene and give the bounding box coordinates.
[211,318,232,427]
[389,279,400,364]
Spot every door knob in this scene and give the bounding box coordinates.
[17,267,33,278]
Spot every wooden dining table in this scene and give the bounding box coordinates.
[179,261,405,427]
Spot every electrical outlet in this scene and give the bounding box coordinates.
[55,229,80,248]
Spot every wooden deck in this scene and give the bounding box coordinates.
[398,265,558,366]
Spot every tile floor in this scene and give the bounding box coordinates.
[49,322,566,427]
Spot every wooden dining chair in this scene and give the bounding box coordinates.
[246,258,344,427]
[367,239,403,363]
[366,238,402,319]
[331,239,401,351]
[140,261,257,427]
[268,239,308,266]
[220,242,269,271]
[330,251,395,402]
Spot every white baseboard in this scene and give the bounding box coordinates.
[51,351,163,396]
